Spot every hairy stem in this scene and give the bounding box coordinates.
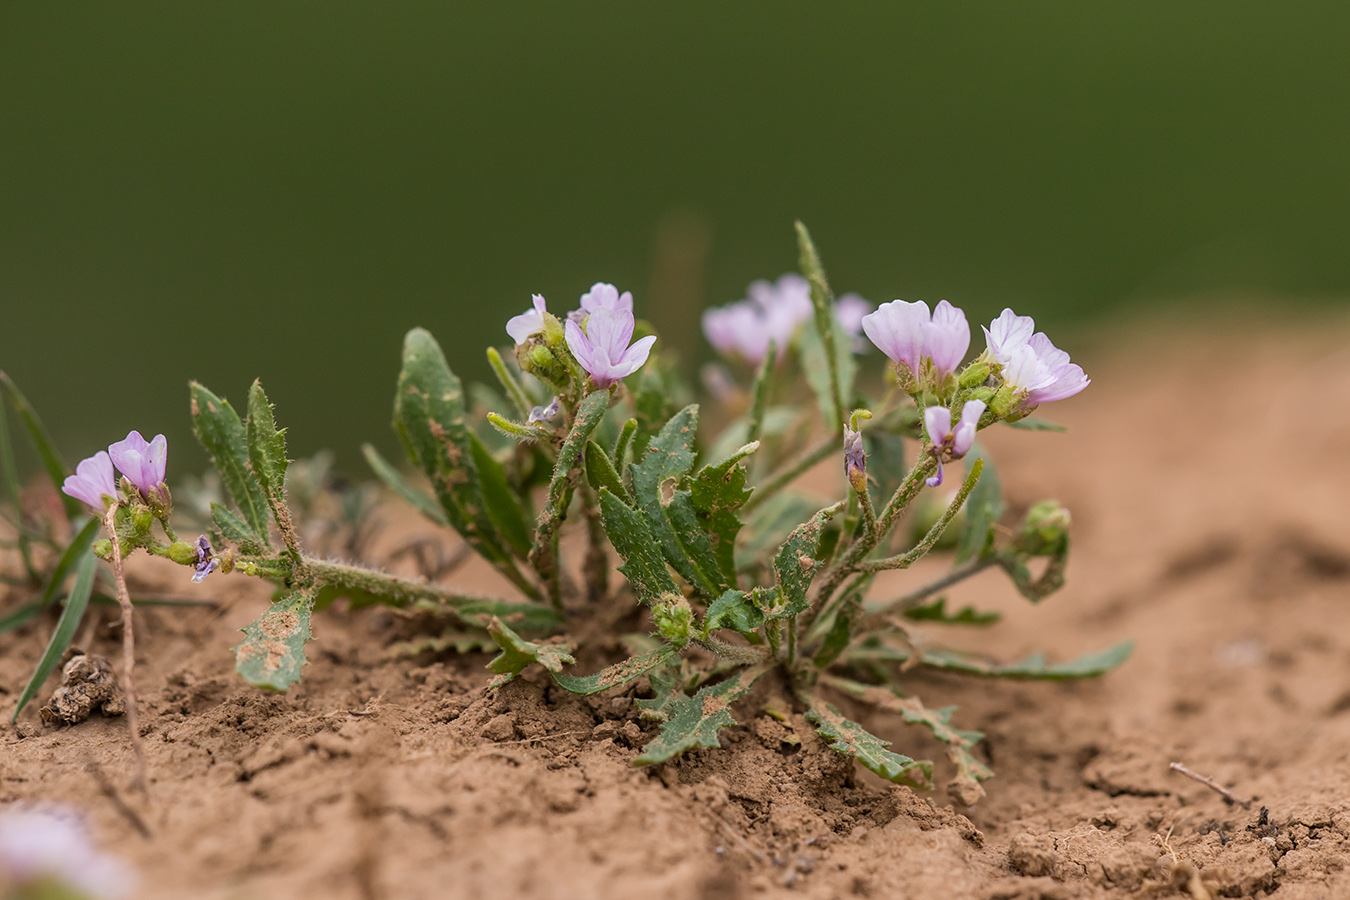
[103,504,147,796]
[857,460,982,574]
[863,556,999,620]
[304,557,538,611]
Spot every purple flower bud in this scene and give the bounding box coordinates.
[835,294,874,353]
[701,274,814,364]
[107,430,167,497]
[578,282,634,315]
[506,294,548,345]
[61,451,117,511]
[923,400,986,487]
[843,422,867,493]
[528,397,560,424]
[192,534,218,584]
[564,306,657,389]
[982,309,1090,406]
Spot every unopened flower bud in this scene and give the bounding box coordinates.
[989,384,1018,419]
[1015,500,1071,556]
[145,483,172,519]
[167,540,199,566]
[219,549,236,574]
[958,361,992,389]
[653,594,694,649]
[130,506,153,534]
[843,410,870,495]
[93,539,113,559]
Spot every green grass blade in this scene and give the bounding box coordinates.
[39,517,101,609]
[10,549,97,721]
[0,371,81,521]
[361,443,449,526]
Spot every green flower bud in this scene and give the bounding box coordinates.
[1015,500,1071,556]
[958,362,992,389]
[989,384,1019,419]
[146,484,172,520]
[93,539,113,560]
[167,540,199,566]
[653,594,694,649]
[131,506,153,535]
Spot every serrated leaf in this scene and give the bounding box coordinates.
[803,694,932,788]
[245,380,289,503]
[954,444,1002,564]
[822,675,991,795]
[904,597,1001,626]
[688,442,757,584]
[10,549,97,721]
[769,503,842,617]
[628,405,720,597]
[552,647,675,695]
[845,638,1135,680]
[470,433,531,557]
[812,574,874,667]
[704,589,764,634]
[386,630,497,659]
[394,328,512,567]
[361,442,449,526]
[211,502,268,555]
[0,371,81,521]
[234,588,315,691]
[486,616,576,688]
[598,488,678,603]
[633,662,773,765]
[584,440,629,503]
[191,382,271,543]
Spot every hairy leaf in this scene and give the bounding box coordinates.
[10,549,97,721]
[245,380,289,504]
[211,503,269,555]
[235,587,316,691]
[904,597,1001,626]
[361,442,449,526]
[769,503,842,617]
[470,433,531,557]
[584,440,629,503]
[803,694,932,788]
[845,638,1135,680]
[486,617,576,688]
[190,382,271,544]
[704,589,764,634]
[552,647,676,695]
[688,442,758,584]
[633,662,773,765]
[598,488,678,602]
[954,445,1003,564]
[38,517,102,610]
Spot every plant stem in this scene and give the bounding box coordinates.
[864,556,999,618]
[856,459,982,574]
[486,346,534,419]
[103,504,147,796]
[578,482,609,602]
[303,557,539,611]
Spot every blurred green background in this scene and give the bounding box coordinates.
[2,3,1348,474]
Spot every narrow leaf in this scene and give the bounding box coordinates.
[361,442,449,526]
[486,616,576,688]
[584,440,629,503]
[812,575,874,667]
[794,222,846,432]
[190,382,271,543]
[0,602,41,635]
[38,517,101,609]
[633,662,773,765]
[802,693,932,788]
[0,372,81,521]
[10,549,97,721]
[234,587,316,691]
[845,638,1135,680]
[954,445,1002,564]
[470,433,532,557]
[245,380,289,502]
[552,647,675,695]
[904,597,1001,626]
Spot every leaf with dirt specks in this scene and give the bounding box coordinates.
[245,380,289,507]
[688,442,757,585]
[486,616,576,688]
[597,487,678,603]
[767,502,843,618]
[235,587,316,691]
[633,662,773,765]
[191,381,271,545]
[703,589,764,634]
[802,693,933,788]
[552,647,676,695]
[844,638,1135,680]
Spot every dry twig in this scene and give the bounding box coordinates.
[103,504,147,795]
[1170,761,1251,808]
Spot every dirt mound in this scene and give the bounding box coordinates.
[3,321,1349,899]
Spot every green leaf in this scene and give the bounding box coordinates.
[190,382,271,544]
[470,433,531,557]
[485,616,576,688]
[629,405,720,597]
[361,442,449,526]
[822,675,990,794]
[812,575,874,667]
[802,694,932,788]
[545,391,611,513]
[211,502,269,555]
[904,597,1001,626]
[1005,417,1067,433]
[10,549,97,720]
[597,488,678,603]
[0,371,81,521]
[38,517,101,610]
[799,312,857,432]
[245,380,289,504]
[393,328,511,566]
[846,638,1135,680]
[631,372,678,462]
[688,442,758,584]
[795,222,849,432]
[552,647,676,695]
[739,491,820,565]
[0,400,40,583]
[954,445,1003,564]
[584,440,630,504]
[704,589,765,634]
[633,662,773,765]
[769,503,843,617]
[234,587,316,691]
[386,629,498,658]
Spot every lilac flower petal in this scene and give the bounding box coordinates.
[613,334,658,381]
[926,460,944,488]
[567,306,652,388]
[145,433,167,486]
[1027,332,1071,372]
[861,300,930,371]
[1027,363,1090,404]
[62,450,117,511]
[506,295,548,344]
[925,300,971,377]
[579,282,633,314]
[923,405,952,448]
[564,318,597,373]
[984,308,1036,364]
[1001,344,1055,393]
[835,294,872,337]
[952,400,986,457]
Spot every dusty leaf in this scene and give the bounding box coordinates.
[191,381,270,544]
[633,662,773,765]
[486,616,576,688]
[552,647,676,695]
[802,694,932,788]
[235,588,316,692]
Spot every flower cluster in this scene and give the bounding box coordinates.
[860,299,970,389]
[506,282,656,391]
[0,806,135,900]
[701,276,877,365]
[62,431,168,512]
[983,309,1090,407]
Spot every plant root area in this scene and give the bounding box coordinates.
[4,326,1350,900]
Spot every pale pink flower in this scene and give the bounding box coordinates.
[923,399,985,487]
[506,294,548,344]
[564,306,657,388]
[61,451,117,511]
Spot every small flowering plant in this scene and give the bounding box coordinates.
[1,223,1128,805]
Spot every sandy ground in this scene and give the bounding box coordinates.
[3,321,1350,900]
